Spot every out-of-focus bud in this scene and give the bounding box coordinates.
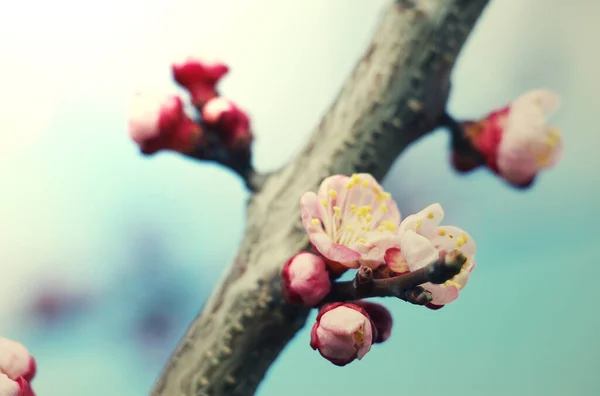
[172,57,229,107]
[0,337,36,396]
[128,92,203,155]
[452,89,562,188]
[202,97,253,150]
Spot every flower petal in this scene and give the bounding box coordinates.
[0,338,32,380]
[430,226,476,258]
[399,230,438,271]
[384,247,409,273]
[424,283,460,305]
[399,203,444,238]
[319,306,365,335]
[0,374,18,396]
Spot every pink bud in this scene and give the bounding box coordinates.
[282,252,331,307]
[172,57,229,107]
[127,92,203,155]
[0,338,36,382]
[310,303,375,366]
[455,90,562,187]
[352,301,393,343]
[0,338,36,396]
[202,97,253,149]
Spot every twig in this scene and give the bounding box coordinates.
[323,250,466,304]
[187,127,266,192]
[439,111,484,162]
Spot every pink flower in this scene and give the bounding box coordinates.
[496,90,562,186]
[128,92,203,155]
[0,338,36,396]
[453,89,562,188]
[172,57,229,107]
[391,203,476,308]
[202,97,252,149]
[310,303,375,366]
[352,301,393,343]
[282,252,331,307]
[300,174,401,272]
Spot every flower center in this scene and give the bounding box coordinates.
[316,174,397,247]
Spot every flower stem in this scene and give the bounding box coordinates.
[323,250,466,305]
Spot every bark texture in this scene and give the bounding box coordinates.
[151,1,489,395]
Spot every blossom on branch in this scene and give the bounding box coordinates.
[282,252,331,307]
[0,337,36,396]
[388,203,476,309]
[202,97,253,150]
[452,89,562,188]
[127,92,203,155]
[172,57,229,107]
[310,303,375,366]
[300,174,401,273]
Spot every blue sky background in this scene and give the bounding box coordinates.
[1,1,599,395]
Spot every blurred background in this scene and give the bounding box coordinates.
[1,0,598,395]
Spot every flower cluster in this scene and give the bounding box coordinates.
[451,89,563,188]
[0,337,37,396]
[282,173,477,366]
[127,57,252,157]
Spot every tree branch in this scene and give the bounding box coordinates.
[324,250,466,304]
[186,127,267,192]
[151,1,490,395]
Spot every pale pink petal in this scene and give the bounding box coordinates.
[127,91,164,143]
[353,301,392,343]
[319,306,365,335]
[424,282,460,305]
[511,89,560,119]
[353,231,398,268]
[201,97,232,124]
[399,230,438,271]
[0,374,18,396]
[398,203,444,238]
[498,89,562,183]
[430,226,476,257]
[384,247,409,273]
[355,320,373,360]
[0,338,31,380]
[451,258,476,289]
[315,327,356,362]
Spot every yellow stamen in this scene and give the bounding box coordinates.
[353,329,364,342]
[445,279,463,290]
[321,199,328,207]
[333,206,341,216]
[438,229,447,236]
[311,218,320,226]
[427,212,434,219]
[382,221,396,231]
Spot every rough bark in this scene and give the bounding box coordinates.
[151,1,489,395]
